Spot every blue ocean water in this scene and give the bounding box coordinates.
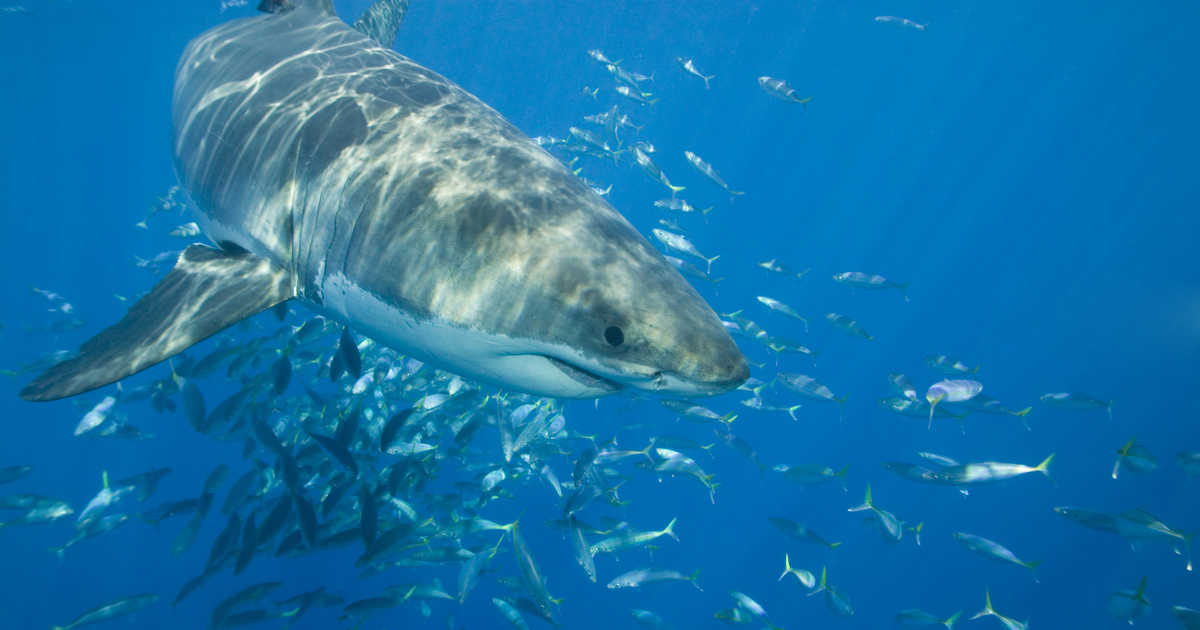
[0,1,1197,629]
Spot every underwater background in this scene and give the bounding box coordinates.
[0,0,1197,628]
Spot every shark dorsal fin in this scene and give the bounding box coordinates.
[257,0,334,15]
[352,0,410,49]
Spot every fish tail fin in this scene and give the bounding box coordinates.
[911,522,924,546]
[827,541,843,549]
[701,206,715,215]
[101,470,109,490]
[662,517,678,541]
[718,412,737,426]
[48,545,65,560]
[849,484,873,512]
[971,364,981,374]
[942,611,963,629]
[971,590,995,619]
[1013,406,1033,417]
[786,404,802,422]
[1036,453,1055,476]
[689,568,703,591]
[1135,576,1149,601]
[729,189,745,197]
[703,74,713,90]
[704,255,720,275]
[778,553,792,581]
[1106,402,1114,421]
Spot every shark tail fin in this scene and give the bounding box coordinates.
[21,245,293,402]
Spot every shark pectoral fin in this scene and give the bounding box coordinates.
[21,245,293,402]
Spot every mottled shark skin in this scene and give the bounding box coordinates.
[23,0,746,401]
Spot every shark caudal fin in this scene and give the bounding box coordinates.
[21,245,293,402]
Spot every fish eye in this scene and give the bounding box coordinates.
[604,326,624,347]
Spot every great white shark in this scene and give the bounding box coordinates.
[21,0,748,402]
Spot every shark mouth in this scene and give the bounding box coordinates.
[542,355,624,394]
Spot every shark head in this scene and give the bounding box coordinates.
[325,172,750,399]
[488,216,751,398]
[320,148,749,399]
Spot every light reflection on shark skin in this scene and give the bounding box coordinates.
[171,1,747,398]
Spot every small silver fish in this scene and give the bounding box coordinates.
[758,76,812,105]
[683,150,743,196]
[875,15,927,30]
[675,57,714,89]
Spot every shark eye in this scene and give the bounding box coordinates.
[604,326,624,347]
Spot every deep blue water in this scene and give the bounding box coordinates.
[1,1,1198,629]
